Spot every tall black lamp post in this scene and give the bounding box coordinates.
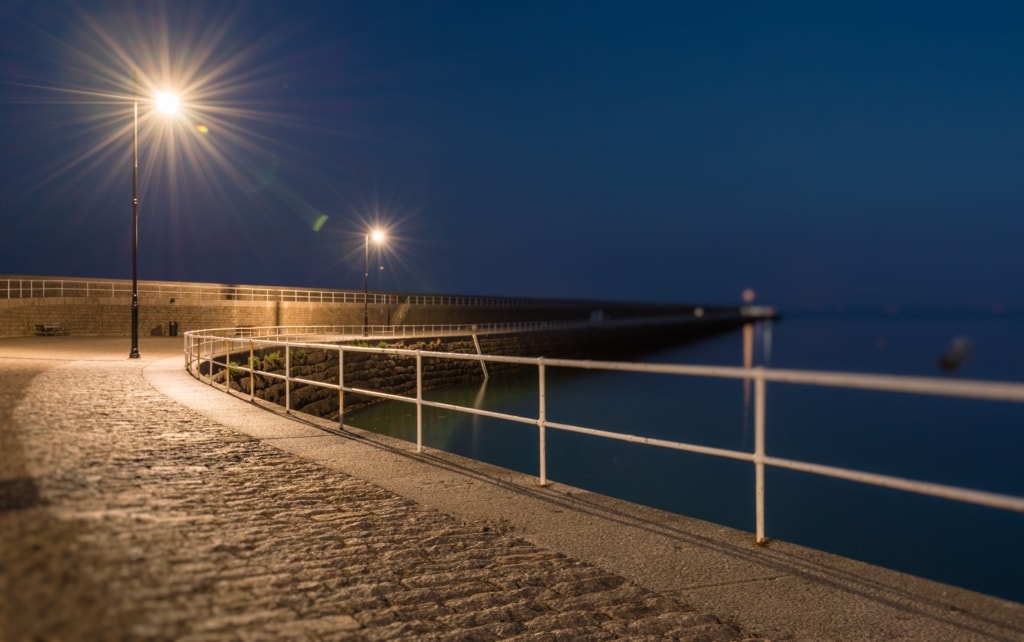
[129,87,140,358]
[128,84,179,358]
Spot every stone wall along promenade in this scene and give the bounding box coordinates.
[1,275,726,338]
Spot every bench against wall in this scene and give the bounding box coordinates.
[34,323,67,336]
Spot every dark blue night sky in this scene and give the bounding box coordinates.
[1,1,1022,310]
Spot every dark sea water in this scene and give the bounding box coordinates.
[349,310,1024,602]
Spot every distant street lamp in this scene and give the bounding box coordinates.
[129,82,179,359]
[363,228,386,335]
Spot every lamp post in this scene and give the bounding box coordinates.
[363,228,385,335]
[129,84,179,359]
[130,86,140,358]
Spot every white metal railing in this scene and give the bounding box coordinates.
[0,276,391,303]
[0,276,601,308]
[190,311,749,343]
[182,326,1024,545]
[197,321,588,339]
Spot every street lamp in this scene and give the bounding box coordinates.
[363,228,386,335]
[129,82,179,358]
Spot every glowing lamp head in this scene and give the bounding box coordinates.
[370,229,386,244]
[155,91,180,115]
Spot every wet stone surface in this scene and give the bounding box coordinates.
[0,357,760,641]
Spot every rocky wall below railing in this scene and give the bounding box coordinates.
[206,317,746,421]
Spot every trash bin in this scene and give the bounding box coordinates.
[169,321,179,337]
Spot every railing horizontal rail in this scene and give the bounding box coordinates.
[759,367,1024,401]
[419,398,539,427]
[544,419,756,463]
[183,326,1024,552]
[4,276,654,309]
[291,375,340,390]
[347,387,418,406]
[185,316,741,348]
[762,456,1024,513]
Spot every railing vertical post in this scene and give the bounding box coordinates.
[249,340,255,402]
[338,346,344,430]
[416,351,424,452]
[754,369,767,545]
[204,339,211,384]
[285,345,291,414]
[538,357,548,486]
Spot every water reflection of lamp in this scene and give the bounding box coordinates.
[741,288,758,448]
[742,288,757,369]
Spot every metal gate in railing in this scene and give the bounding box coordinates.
[183,327,1024,546]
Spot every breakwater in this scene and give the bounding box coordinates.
[1,275,742,338]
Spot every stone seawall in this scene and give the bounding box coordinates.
[207,319,743,420]
[0,297,372,338]
[1,276,729,338]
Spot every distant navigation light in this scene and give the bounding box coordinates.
[742,288,756,303]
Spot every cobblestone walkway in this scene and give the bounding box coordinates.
[0,356,760,641]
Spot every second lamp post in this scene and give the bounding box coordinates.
[363,228,386,335]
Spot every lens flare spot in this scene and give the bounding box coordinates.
[312,214,328,232]
[196,124,209,134]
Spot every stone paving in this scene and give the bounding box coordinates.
[0,350,761,640]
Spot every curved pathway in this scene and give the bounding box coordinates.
[0,337,756,641]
